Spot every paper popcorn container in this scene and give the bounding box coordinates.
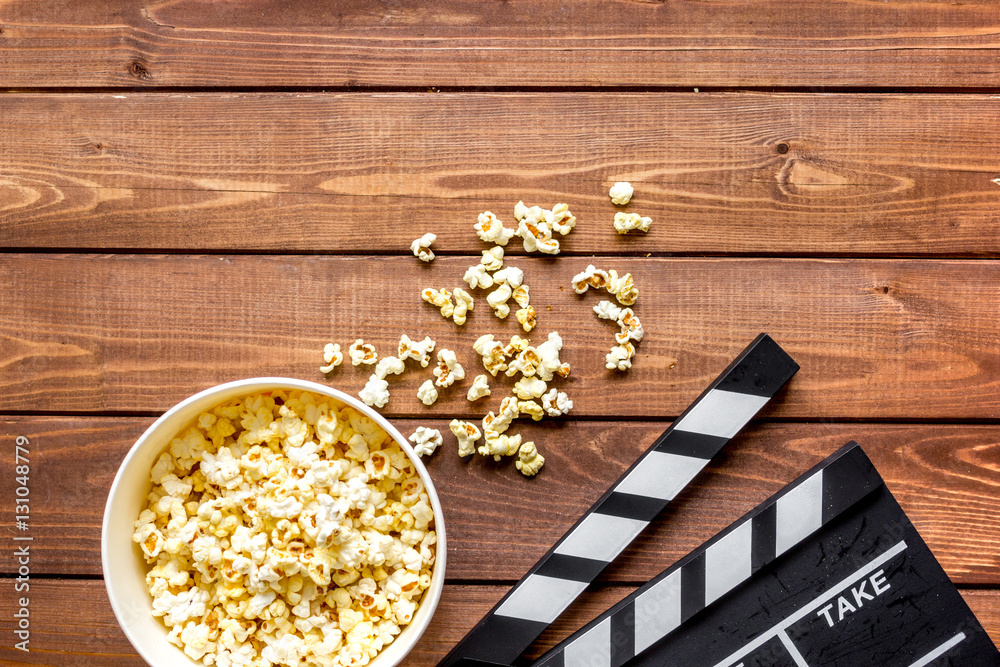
[102,377,446,667]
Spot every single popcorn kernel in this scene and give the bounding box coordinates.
[480,246,505,272]
[348,339,378,366]
[320,343,343,373]
[450,419,481,457]
[475,211,516,246]
[515,441,545,476]
[609,181,634,206]
[410,232,437,262]
[433,348,465,388]
[133,390,436,666]
[417,380,439,406]
[408,427,442,458]
[467,374,491,401]
[452,288,475,326]
[613,211,652,235]
[421,288,455,319]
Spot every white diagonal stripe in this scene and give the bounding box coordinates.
[672,389,771,439]
[564,616,611,667]
[705,519,753,605]
[615,451,707,502]
[776,470,823,556]
[634,569,682,653]
[494,574,589,624]
[553,512,648,563]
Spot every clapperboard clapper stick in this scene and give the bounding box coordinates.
[438,333,800,667]
[531,443,1000,667]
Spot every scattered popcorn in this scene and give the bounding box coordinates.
[374,356,405,380]
[473,334,508,376]
[480,246,505,272]
[475,212,516,246]
[348,339,378,366]
[506,345,540,378]
[452,288,475,326]
[512,284,530,309]
[134,390,436,666]
[486,283,513,319]
[504,335,530,357]
[410,232,437,262]
[606,342,636,371]
[432,348,465,388]
[421,288,455,319]
[478,431,522,461]
[606,269,639,306]
[483,396,519,436]
[467,374,491,401]
[548,203,577,236]
[493,266,524,289]
[613,212,652,235]
[572,264,610,294]
[513,376,548,400]
[515,441,545,476]
[518,400,545,421]
[450,419,481,457]
[409,427,443,458]
[463,264,494,290]
[360,374,391,407]
[320,343,344,374]
[515,306,537,333]
[535,331,571,381]
[542,388,573,417]
[594,300,623,321]
[398,335,436,368]
[615,308,644,344]
[609,181,634,206]
[417,380,439,406]
[516,217,560,255]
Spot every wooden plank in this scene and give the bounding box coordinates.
[3,418,999,585]
[0,2,999,89]
[2,254,999,418]
[0,580,997,664]
[1,93,999,255]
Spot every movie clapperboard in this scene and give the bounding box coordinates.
[439,335,1000,667]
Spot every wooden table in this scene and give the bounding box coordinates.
[1,2,999,664]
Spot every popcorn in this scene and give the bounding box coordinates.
[478,431,521,461]
[515,441,545,476]
[463,264,494,290]
[606,342,636,371]
[613,212,651,234]
[374,356,405,379]
[486,283,513,319]
[398,334,436,367]
[493,266,524,289]
[547,203,577,236]
[536,331,570,381]
[480,246,505,272]
[516,218,560,255]
[516,307,537,333]
[609,181,634,206]
[320,343,343,373]
[615,308,644,344]
[452,287,475,326]
[136,391,436,666]
[606,270,639,306]
[513,376,548,400]
[473,334,508,376]
[417,380,439,406]
[506,345,540,378]
[475,211,516,246]
[483,396,519,436]
[518,400,545,421]
[421,288,455,319]
[359,374,390,407]
[410,232,437,262]
[594,299,623,321]
[408,427,442,458]
[512,284,530,309]
[467,374,491,401]
[348,339,378,366]
[542,388,573,416]
[572,264,610,294]
[450,419,481,457]
[432,348,465,388]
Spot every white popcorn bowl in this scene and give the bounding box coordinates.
[102,377,446,667]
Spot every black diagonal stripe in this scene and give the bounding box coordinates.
[751,503,777,574]
[654,429,730,459]
[822,442,884,524]
[534,553,608,583]
[610,600,636,666]
[597,492,663,523]
[715,334,800,398]
[446,615,552,664]
[680,552,706,622]
[533,652,564,667]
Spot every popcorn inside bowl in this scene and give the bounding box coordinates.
[133,390,437,667]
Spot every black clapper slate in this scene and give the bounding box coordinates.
[439,334,799,667]
[532,443,1000,667]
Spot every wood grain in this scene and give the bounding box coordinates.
[1,254,999,418]
[1,580,997,664]
[3,418,999,585]
[1,93,1000,254]
[0,2,999,89]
